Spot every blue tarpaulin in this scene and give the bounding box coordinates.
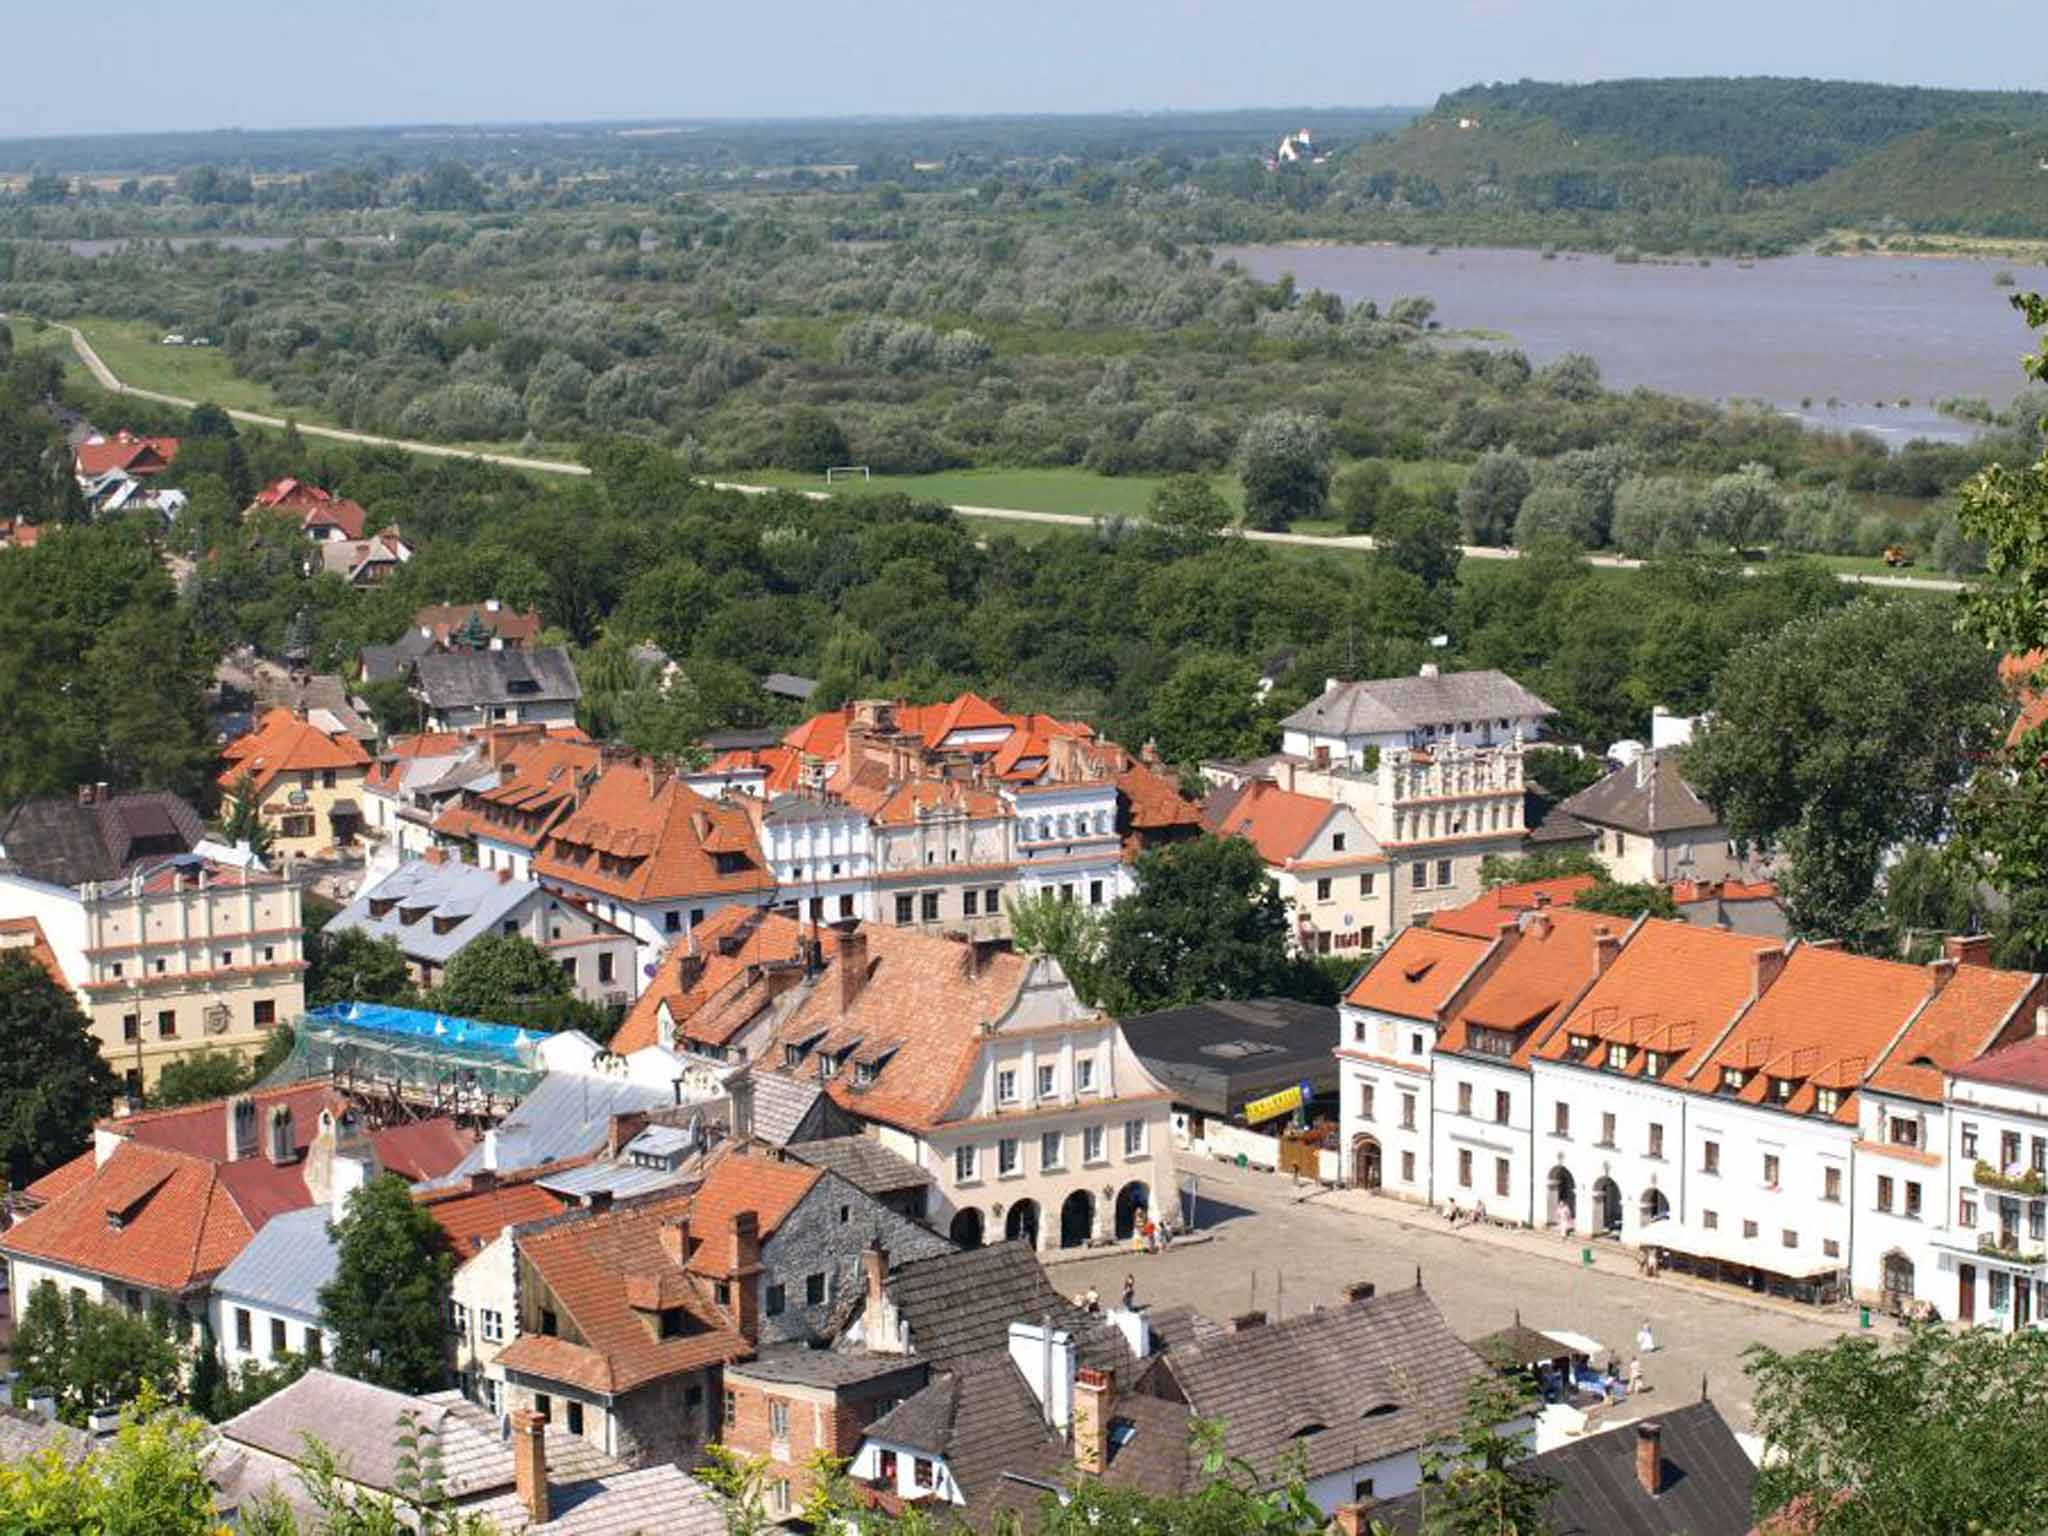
[303,1002,538,1064]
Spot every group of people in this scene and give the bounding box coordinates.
[1443,1197,1491,1227]
[1073,1273,1141,1315]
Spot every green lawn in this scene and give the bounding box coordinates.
[73,317,288,416]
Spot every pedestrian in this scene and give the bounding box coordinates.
[1121,1273,1136,1311]
[1627,1357,1644,1397]
[1474,1200,1488,1226]
[1084,1286,1101,1314]
[1445,1197,1460,1224]
[1637,1321,1657,1355]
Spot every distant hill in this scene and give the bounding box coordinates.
[1336,78,2048,247]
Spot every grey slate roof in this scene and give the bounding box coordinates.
[0,1406,91,1464]
[0,793,204,886]
[413,647,581,710]
[324,859,541,966]
[1117,997,1340,1117]
[210,1206,338,1318]
[360,628,435,685]
[1371,1398,1758,1536]
[1162,1286,1487,1485]
[702,727,785,752]
[425,1072,677,1189]
[1527,805,1597,846]
[221,1373,513,1498]
[731,1344,930,1391]
[469,1462,726,1535]
[762,672,819,702]
[748,1071,825,1146]
[883,1241,1134,1377]
[1561,749,1721,836]
[782,1135,933,1196]
[1281,670,1555,738]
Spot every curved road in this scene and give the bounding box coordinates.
[55,322,1961,593]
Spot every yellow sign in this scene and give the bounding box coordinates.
[1242,1085,1304,1125]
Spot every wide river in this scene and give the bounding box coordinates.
[1218,244,2048,443]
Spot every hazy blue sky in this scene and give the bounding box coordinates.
[2,0,2036,139]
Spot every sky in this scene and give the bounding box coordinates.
[2,0,2038,140]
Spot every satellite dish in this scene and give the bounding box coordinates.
[644,962,659,978]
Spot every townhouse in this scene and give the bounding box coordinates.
[1201,777,1390,957]
[244,477,370,541]
[741,920,1176,1253]
[218,707,372,861]
[1943,1030,2048,1330]
[1553,747,1756,886]
[425,729,604,881]
[0,788,304,1091]
[412,647,581,732]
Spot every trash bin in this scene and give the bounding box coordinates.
[1582,1246,1593,1267]
[1236,1153,1247,1170]
[1860,1306,1871,1329]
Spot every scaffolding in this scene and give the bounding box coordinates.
[262,1002,547,1127]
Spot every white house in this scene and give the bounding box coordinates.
[1279,665,1553,768]
[1943,1029,2048,1330]
[1203,778,1391,958]
[208,1206,335,1377]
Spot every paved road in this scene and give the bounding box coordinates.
[1053,1156,1873,1434]
[55,321,1963,593]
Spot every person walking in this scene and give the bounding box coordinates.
[1627,1357,1644,1397]
[1121,1273,1136,1311]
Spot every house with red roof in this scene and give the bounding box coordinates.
[219,707,372,861]
[245,478,370,543]
[1203,777,1389,960]
[73,430,178,482]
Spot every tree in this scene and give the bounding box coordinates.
[1571,881,1678,919]
[780,408,850,474]
[1413,1371,1555,1536]
[1333,459,1402,535]
[151,1045,252,1107]
[12,1285,182,1425]
[185,401,237,440]
[306,925,415,1008]
[1521,747,1602,809]
[320,1174,455,1394]
[1700,462,1786,553]
[1148,474,1234,543]
[1479,848,1603,887]
[1237,411,1330,531]
[1612,475,1702,559]
[1006,890,1106,1005]
[0,1390,216,1535]
[1095,837,1307,1014]
[0,949,118,1183]
[434,934,573,1019]
[1748,1326,2048,1536]
[1146,652,1267,765]
[1513,484,1599,551]
[1375,499,1463,594]
[1685,599,2000,941]
[1458,448,1531,547]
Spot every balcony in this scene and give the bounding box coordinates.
[1977,1234,2048,1269]
[1974,1161,2048,1198]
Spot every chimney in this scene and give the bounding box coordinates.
[497,866,513,884]
[225,1094,258,1163]
[728,1211,763,1343]
[1333,1505,1373,1536]
[1073,1367,1113,1476]
[511,1408,551,1525]
[264,1105,295,1166]
[1418,662,1440,680]
[839,927,871,1015]
[468,1167,497,1193]
[1751,944,1788,1001]
[1945,933,1993,968]
[1523,908,1552,941]
[862,1240,888,1315]
[77,782,96,806]
[1342,1280,1376,1305]
[1635,1421,1664,1497]
[607,1110,649,1160]
[659,1216,691,1269]
[1928,956,1958,996]
[1226,1310,1267,1334]
[678,952,705,992]
[1594,926,1622,974]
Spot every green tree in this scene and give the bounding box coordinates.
[0,1390,217,1535]
[320,1174,455,1394]
[1513,484,1599,551]
[1521,747,1602,808]
[433,933,573,1019]
[1701,462,1787,553]
[1005,890,1106,1005]
[1479,848,1603,887]
[185,401,238,439]
[780,408,850,474]
[1376,498,1464,594]
[306,925,415,1008]
[1458,448,1532,547]
[1571,881,1679,919]
[0,949,118,1183]
[1237,411,1330,531]
[1095,837,1305,1014]
[1748,1326,2048,1536]
[1414,1371,1555,1536]
[12,1285,182,1425]
[1146,652,1266,765]
[1332,459,1402,535]
[1685,599,2000,942]
[151,1045,252,1107]
[1148,474,1234,543]
[1611,475,1702,559]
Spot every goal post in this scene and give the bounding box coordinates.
[824,465,871,484]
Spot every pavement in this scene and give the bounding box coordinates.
[1050,1154,1890,1434]
[51,322,1964,595]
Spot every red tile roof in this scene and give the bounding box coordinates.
[612,908,836,1056]
[432,735,603,852]
[0,916,69,991]
[687,1152,819,1245]
[218,708,371,797]
[1866,964,2040,1102]
[416,1174,571,1261]
[373,1118,477,1182]
[411,604,544,648]
[535,762,771,905]
[1437,908,1611,1064]
[707,745,805,795]
[74,432,178,479]
[1426,878,1600,939]
[1954,1030,2048,1093]
[1345,926,1490,1022]
[1201,779,1338,865]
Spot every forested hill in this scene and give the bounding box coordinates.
[1337,77,2048,247]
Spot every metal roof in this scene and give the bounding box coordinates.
[322,860,541,966]
[537,1161,695,1202]
[426,1072,676,1188]
[209,1206,338,1320]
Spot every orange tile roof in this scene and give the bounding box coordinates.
[756,923,1039,1132]
[218,708,371,797]
[535,762,771,904]
[612,908,834,1056]
[1538,919,1781,1080]
[22,1150,95,1205]
[1113,757,1201,835]
[2002,650,2048,744]
[417,1175,571,1261]
[1201,779,1337,865]
[0,916,69,991]
[1438,909,1611,1063]
[75,432,178,479]
[708,745,805,794]
[1866,964,2040,1102]
[411,603,543,647]
[1682,946,1937,1123]
[1345,926,1490,1021]
[687,1152,819,1246]
[1426,877,1600,939]
[432,735,603,850]
[866,778,1007,828]
[505,1191,751,1395]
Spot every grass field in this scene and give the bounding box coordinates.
[72,317,287,416]
[735,465,1235,519]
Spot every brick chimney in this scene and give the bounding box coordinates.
[839,927,871,1015]
[264,1105,295,1166]
[511,1408,550,1525]
[1073,1367,1112,1476]
[1635,1421,1663,1496]
[1945,933,1993,967]
[1341,1280,1376,1305]
[1594,925,1621,974]
[1530,889,1552,909]
[659,1216,691,1269]
[1226,1310,1267,1334]
[1927,956,1958,996]
[1333,1504,1370,1536]
[863,1240,888,1314]
[727,1211,764,1344]
[1751,944,1788,1001]
[678,952,705,992]
[607,1110,649,1160]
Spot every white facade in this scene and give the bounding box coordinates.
[1008,782,1129,910]
[1937,1074,2048,1330]
[1851,1091,1952,1317]
[763,800,875,927]
[1335,1004,1437,1203]
[1672,1097,1854,1283]
[451,1227,521,1414]
[1529,1060,1688,1240]
[210,1290,325,1378]
[1432,1053,1539,1225]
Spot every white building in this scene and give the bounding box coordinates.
[1279,665,1553,768]
[1556,748,1754,887]
[208,1206,336,1377]
[1204,778,1390,958]
[760,792,874,926]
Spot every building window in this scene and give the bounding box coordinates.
[895,894,914,925]
[766,1284,786,1317]
[1037,1064,1056,1099]
[1084,1124,1106,1163]
[1763,1154,1781,1188]
[121,1014,139,1042]
[914,1459,936,1491]
[482,1309,503,1342]
[840,894,855,919]
[1089,880,1104,906]
[722,1389,737,1427]
[1457,1082,1473,1117]
[1332,833,1347,853]
[157,1010,177,1038]
[1553,1102,1570,1137]
[305,1327,322,1361]
[1494,1090,1510,1125]
[1411,863,1427,890]
[666,910,683,933]
[1316,878,1333,903]
[2003,1130,2022,1168]
[1783,1229,1799,1250]
[768,1399,791,1442]
[1647,1123,1664,1160]
[1893,1117,1923,1150]
[985,887,1001,913]
[235,1309,252,1352]
[963,889,979,917]
[1358,1083,1375,1121]
[1815,1087,1841,1116]
[1436,859,1452,886]
[598,952,615,985]
[1961,1122,1979,1159]
[1824,1238,1842,1258]
[567,1400,584,1436]
[1401,1093,1417,1131]
[1400,1150,1415,1182]
[1495,1157,1510,1197]
[1410,1032,1424,1056]
[254,999,276,1028]
[1742,1219,1759,1239]
[1960,1193,1978,1229]
[1599,1112,1617,1148]
[1823,1167,1842,1203]
[1077,1058,1096,1093]
[955,1145,979,1183]
[540,1309,558,1336]
[806,1272,826,1307]
[999,1137,1020,1176]
[1702,1140,1720,1175]
[1458,1149,1473,1188]
[920,892,940,923]
[1041,1131,1064,1170]
[996,1069,1018,1104]
[1877,1176,1894,1213]
[559,958,577,984]
[1906,1182,1923,1220]
[1123,1119,1146,1157]
[1702,1210,1719,1230]
[1360,872,1375,896]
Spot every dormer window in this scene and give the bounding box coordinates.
[854,1061,878,1087]
[1607,1044,1634,1072]
[1720,1068,1746,1094]
[1769,1077,1795,1104]
[1643,1050,1666,1077]
[1564,1034,1594,1063]
[1815,1087,1842,1116]
[784,1044,806,1068]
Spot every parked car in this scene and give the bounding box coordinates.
[160,333,186,345]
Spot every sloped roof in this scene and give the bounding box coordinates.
[428,1072,675,1189]
[218,708,370,798]
[881,1241,1132,1376]
[748,1072,826,1146]
[430,733,603,851]
[414,647,580,710]
[210,1205,338,1317]
[1561,749,1722,836]
[469,1460,726,1535]
[416,1172,572,1261]
[1954,1030,2048,1092]
[535,763,771,905]
[0,792,204,886]
[359,628,436,685]
[1199,779,1339,865]
[0,916,70,990]
[1165,1286,1485,1486]
[1866,962,2038,1102]
[1280,669,1554,738]
[412,602,543,647]
[1437,909,1611,1062]
[222,1372,510,1498]
[324,858,542,965]
[1426,877,1599,939]
[74,431,177,479]
[688,1151,820,1242]
[782,1136,933,1196]
[1346,926,1491,1022]
[612,907,832,1057]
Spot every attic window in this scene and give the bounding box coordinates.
[1361,1402,1399,1419]
[1292,1421,1329,1440]
[1643,1050,1667,1078]
[1814,1087,1842,1116]
[1564,1034,1594,1063]
[368,898,396,919]
[854,1061,878,1086]
[1769,1077,1796,1103]
[660,1308,688,1339]
[1606,1044,1634,1072]
[784,1044,806,1068]
[1720,1067,1746,1094]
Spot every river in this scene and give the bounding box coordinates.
[1218,243,2048,443]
